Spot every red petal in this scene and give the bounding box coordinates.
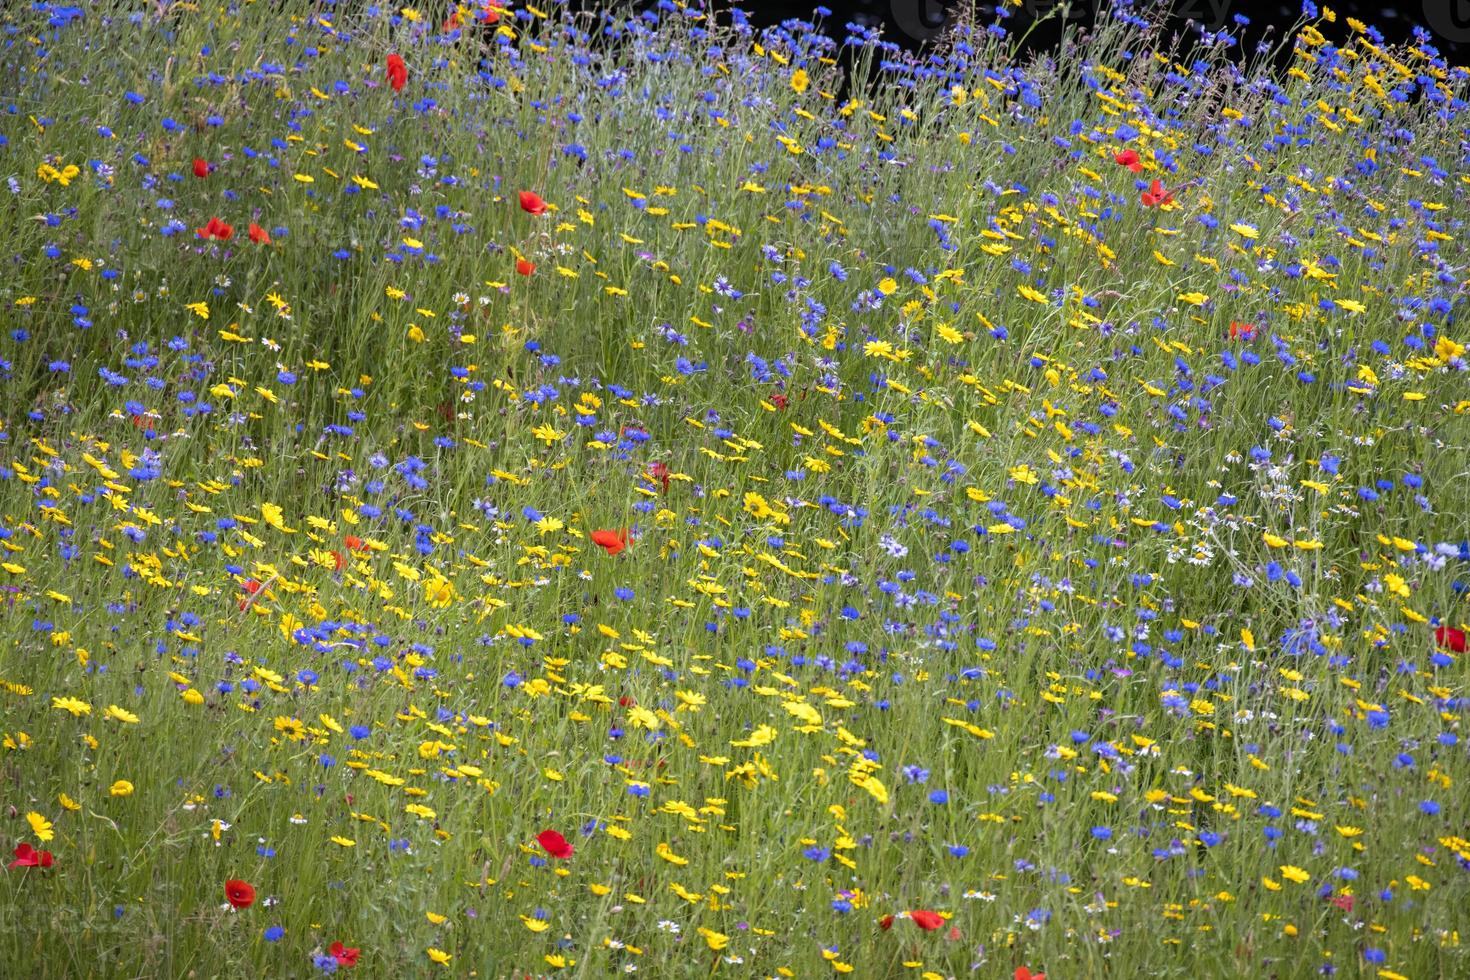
[386,54,407,91]
[909,910,943,930]
[225,879,256,908]
[536,830,574,859]
[590,530,627,556]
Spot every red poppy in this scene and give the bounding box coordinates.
[330,941,361,967]
[536,830,574,859]
[386,53,407,92]
[1329,894,1355,913]
[225,879,255,909]
[1436,624,1466,653]
[771,393,788,410]
[131,413,154,431]
[1113,148,1142,172]
[237,578,263,611]
[331,550,346,572]
[618,695,636,708]
[1229,320,1256,342]
[248,223,271,245]
[590,529,628,556]
[515,257,535,276]
[479,4,501,23]
[192,157,210,179]
[648,461,670,494]
[8,843,54,869]
[592,528,629,555]
[344,535,367,553]
[518,190,548,215]
[909,910,944,930]
[878,914,894,930]
[1141,179,1174,207]
[1015,969,1046,980]
[196,217,234,241]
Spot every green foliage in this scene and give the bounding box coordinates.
[0,2,1467,978]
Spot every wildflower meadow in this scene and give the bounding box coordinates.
[1,1,1467,977]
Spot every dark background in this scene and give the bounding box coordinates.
[733,0,1470,59]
